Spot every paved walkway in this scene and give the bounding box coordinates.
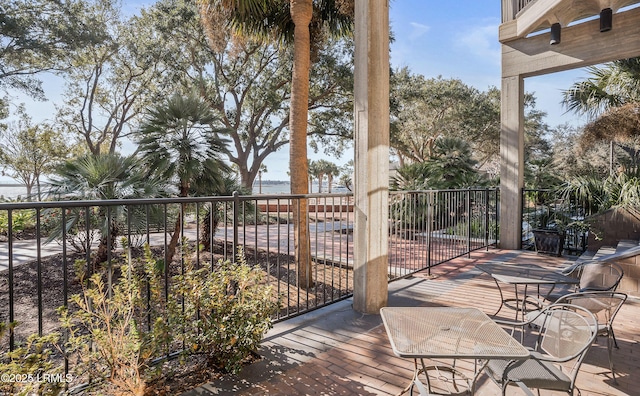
[184,248,640,395]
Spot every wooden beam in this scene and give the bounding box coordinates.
[502,5,640,78]
[514,0,563,37]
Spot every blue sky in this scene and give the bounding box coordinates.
[4,1,593,183]
[264,1,591,180]
[389,0,589,127]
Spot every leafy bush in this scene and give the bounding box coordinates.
[58,244,163,396]
[169,246,278,374]
[0,209,36,235]
[0,322,64,396]
[42,207,100,253]
[58,241,278,393]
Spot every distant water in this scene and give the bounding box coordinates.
[252,181,349,195]
[0,184,29,200]
[0,182,347,200]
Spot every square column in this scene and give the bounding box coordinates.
[499,75,524,249]
[353,0,390,314]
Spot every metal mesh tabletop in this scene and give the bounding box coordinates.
[476,263,579,285]
[380,307,530,359]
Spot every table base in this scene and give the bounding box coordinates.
[400,359,471,396]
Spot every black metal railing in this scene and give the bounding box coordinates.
[522,189,591,254]
[0,188,499,357]
[388,188,499,279]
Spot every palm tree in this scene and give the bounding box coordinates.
[47,153,162,268]
[308,159,318,193]
[562,58,640,119]
[423,136,481,189]
[324,161,340,193]
[558,169,640,240]
[309,159,326,193]
[135,93,230,262]
[199,0,353,288]
[562,58,640,173]
[257,164,267,194]
[312,159,338,193]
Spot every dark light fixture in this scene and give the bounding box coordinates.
[550,23,561,45]
[601,8,613,32]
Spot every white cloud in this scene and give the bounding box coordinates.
[455,23,500,66]
[408,22,430,40]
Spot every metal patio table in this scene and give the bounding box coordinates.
[476,262,580,321]
[380,307,530,395]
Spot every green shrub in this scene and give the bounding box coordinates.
[58,241,279,393]
[58,243,163,396]
[0,322,64,396]
[42,207,101,253]
[0,209,36,235]
[169,246,278,374]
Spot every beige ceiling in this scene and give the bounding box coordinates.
[515,0,640,37]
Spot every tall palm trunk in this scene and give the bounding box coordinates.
[290,0,313,289]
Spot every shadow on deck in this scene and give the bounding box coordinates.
[184,248,640,395]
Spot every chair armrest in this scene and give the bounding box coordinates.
[493,318,527,327]
[493,317,529,340]
[495,307,548,327]
[529,350,567,363]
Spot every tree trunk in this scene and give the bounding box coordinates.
[168,184,189,263]
[92,219,119,271]
[290,0,313,289]
[166,203,185,264]
[24,181,34,201]
[200,204,220,252]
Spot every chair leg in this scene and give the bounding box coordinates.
[608,333,617,385]
[610,327,619,349]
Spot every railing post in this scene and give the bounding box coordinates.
[485,188,490,250]
[36,207,42,336]
[426,192,433,276]
[467,188,472,258]
[232,191,239,257]
[85,207,91,285]
[7,209,14,351]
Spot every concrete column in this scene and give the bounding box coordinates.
[499,74,524,249]
[353,0,390,314]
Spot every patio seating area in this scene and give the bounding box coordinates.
[185,248,640,395]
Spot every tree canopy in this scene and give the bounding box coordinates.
[55,0,170,155]
[0,0,104,99]
[0,106,71,199]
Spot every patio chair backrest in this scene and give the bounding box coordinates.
[486,303,597,395]
[556,291,627,333]
[577,261,624,292]
[536,304,597,363]
[555,291,627,384]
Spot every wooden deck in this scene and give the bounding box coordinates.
[186,248,640,396]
